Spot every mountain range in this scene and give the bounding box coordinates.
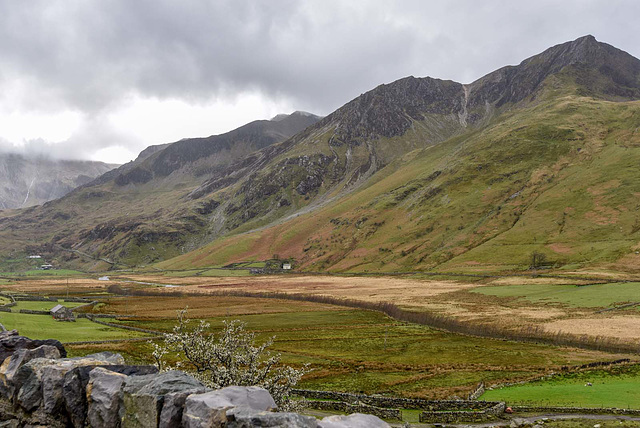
[1,35,639,273]
[0,155,116,210]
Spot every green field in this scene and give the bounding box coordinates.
[481,365,640,409]
[0,312,150,343]
[473,282,640,308]
[163,268,251,277]
[108,305,629,399]
[11,300,85,312]
[535,421,640,428]
[0,269,85,277]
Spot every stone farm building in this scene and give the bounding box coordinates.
[50,304,75,321]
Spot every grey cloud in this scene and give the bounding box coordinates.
[0,0,637,116]
[0,0,639,163]
[0,117,139,162]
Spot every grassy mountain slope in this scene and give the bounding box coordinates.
[159,36,640,273]
[159,94,640,272]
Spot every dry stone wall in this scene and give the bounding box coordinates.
[303,400,401,420]
[419,402,506,423]
[293,389,502,411]
[0,330,391,428]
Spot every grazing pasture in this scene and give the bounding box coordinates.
[481,364,640,409]
[473,282,640,308]
[0,312,150,343]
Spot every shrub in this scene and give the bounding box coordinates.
[152,309,308,410]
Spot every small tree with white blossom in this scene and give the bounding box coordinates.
[152,308,308,410]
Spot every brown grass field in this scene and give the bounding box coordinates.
[91,295,342,319]
[4,273,640,344]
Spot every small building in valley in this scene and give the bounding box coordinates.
[282,262,292,270]
[50,304,75,322]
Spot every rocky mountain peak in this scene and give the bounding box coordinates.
[317,76,465,145]
[468,35,640,109]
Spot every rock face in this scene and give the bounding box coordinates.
[15,352,125,413]
[122,370,207,428]
[64,365,158,428]
[159,388,209,428]
[0,345,60,399]
[87,367,128,428]
[0,332,392,428]
[0,153,116,209]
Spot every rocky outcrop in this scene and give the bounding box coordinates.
[0,332,390,427]
[0,344,60,399]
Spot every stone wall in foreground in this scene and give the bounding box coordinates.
[0,330,390,428]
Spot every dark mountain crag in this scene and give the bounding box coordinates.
[0,155,117,210]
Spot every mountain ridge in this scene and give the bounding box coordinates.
[1,35,640,273]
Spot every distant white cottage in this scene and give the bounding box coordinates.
[282,263,292,270]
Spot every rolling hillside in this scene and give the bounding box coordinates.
[2,35,640,273]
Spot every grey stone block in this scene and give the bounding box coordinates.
[319,413,391,428]
[227,409,318,428]
[122,370,205,428]
[87,367,128,428]
[64,365,158,428]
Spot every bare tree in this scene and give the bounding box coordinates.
[152,309,308,410]
[530,251,547,269]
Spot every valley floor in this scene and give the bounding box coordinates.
[0,270,639,415]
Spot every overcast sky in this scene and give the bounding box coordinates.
[0,0,638,164]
